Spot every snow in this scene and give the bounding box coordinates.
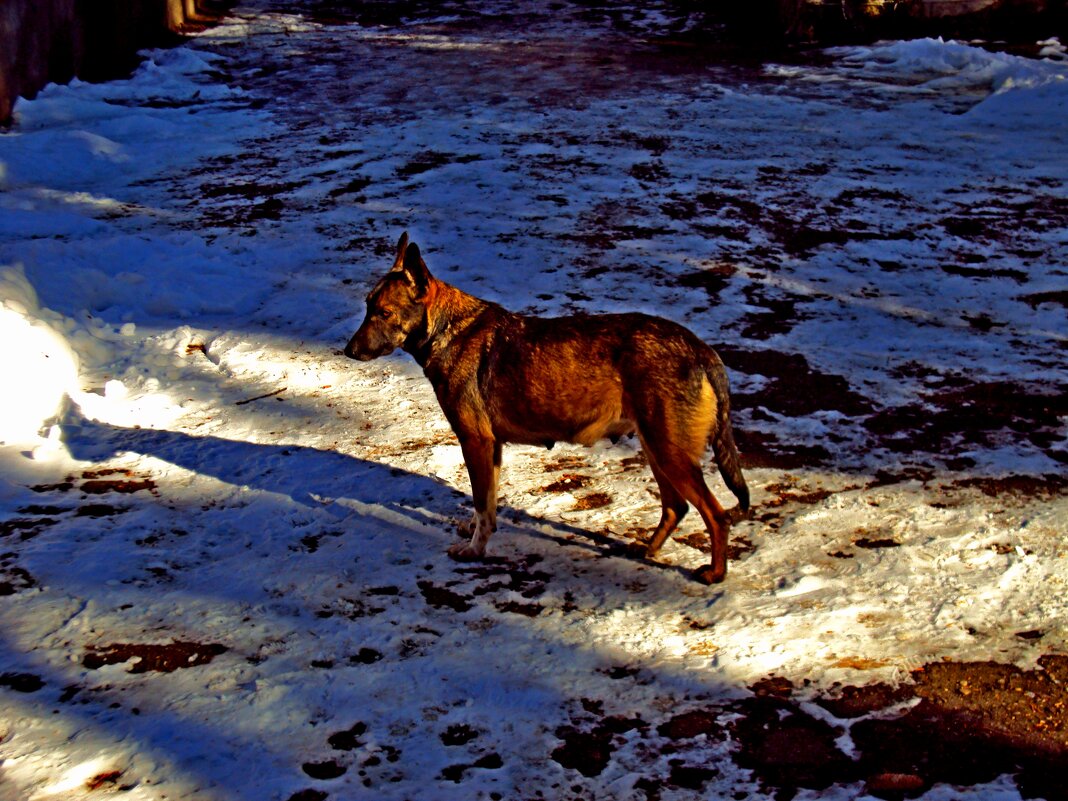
[1,4,1066,800]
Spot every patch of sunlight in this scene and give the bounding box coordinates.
[30,755,118,799]
[0,304,79,447]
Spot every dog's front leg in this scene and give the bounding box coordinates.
[448,434,499,561]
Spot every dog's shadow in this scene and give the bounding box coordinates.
[60,414,690,577]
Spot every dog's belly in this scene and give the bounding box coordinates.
[489,376,636,447]
[495,415,636,448]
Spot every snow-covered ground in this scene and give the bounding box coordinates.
[0,2,1066,799]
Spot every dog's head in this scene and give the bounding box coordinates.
[344,232,433,361]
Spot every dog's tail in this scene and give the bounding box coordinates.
[705,354,750,514]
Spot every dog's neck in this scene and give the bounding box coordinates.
[404,279,496,368]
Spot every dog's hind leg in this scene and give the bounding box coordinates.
[448,435,500,561]
[638,408,731,582]
[636,451,689,558]
[671,460,731,584]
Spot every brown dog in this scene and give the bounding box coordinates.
[344,233,749,584]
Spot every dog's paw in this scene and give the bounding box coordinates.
[693,565,726,585]
[447,541,485,562]
[623,541,651,559]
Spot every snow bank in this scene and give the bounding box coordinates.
[831,37,1068,119]
[0,41,276,325]
[0,266,78,449]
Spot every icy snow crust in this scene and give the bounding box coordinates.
[0,4,1066,799]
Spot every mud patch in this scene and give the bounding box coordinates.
[0,555,37,595]
[83,641,228,673]
[286,791,327,801]
[731,693,857,797]
[552,714,647,777]
[0,672,45,693]
[494,599,543,616]
[0,516,59,541]
[441,723,480,746]
[328,722,368,751]
[728,657,1068,799]
[1019,289,1068,309]
[675,262,738,298]
[543,455,589,472]
[80,478,156,494]
[864,378,1066,464]
[302,759,346,780]
[719,346,873,419]
[417,580,473,612]
[75,503,128,518]
[734,429,832,470]
[738,284,813,340]
[396,150,482,178]
[950,473,1068,499]
[657,709,722,740]
[456,554,551,599]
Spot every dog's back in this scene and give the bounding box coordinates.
[467,309,750,512]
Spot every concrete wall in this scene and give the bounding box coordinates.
[0,0,228,125]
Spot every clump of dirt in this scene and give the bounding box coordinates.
[441,723,480,746]
[761,481,836,508]
[573,491,612,510]
[348,648,383,665]
[30,481,74,493]
[29,468,157,501]
[494,599,543,617]
[854,536,900,549]
[328,722,367,750]
[543,455,589,472]
[82,641,228,673]
[295,529,344,553]
[302,759,346,780]
[85,771,124,791]
[286,790,327,801]
[540,473,593,492]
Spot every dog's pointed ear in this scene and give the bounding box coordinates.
[390,231,410,271]
[402,242,431,296]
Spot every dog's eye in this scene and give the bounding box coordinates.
[378,309,394,321]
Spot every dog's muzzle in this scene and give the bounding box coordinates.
[343,343,371,361]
